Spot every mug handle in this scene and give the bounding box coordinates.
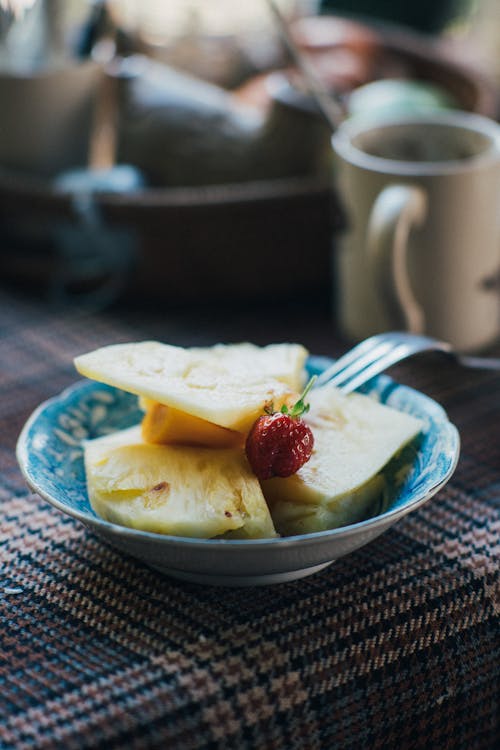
[367,184,428,334]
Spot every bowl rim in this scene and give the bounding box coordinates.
[16,366,460,549]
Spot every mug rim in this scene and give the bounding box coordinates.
[331,110,500,176]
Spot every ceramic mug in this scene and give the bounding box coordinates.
[332,111,500,351]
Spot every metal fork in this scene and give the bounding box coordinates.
[314,332,500,393]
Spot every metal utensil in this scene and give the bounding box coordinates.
[267,0,346,131]
[315,332,500,393]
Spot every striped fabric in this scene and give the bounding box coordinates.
[0,289,498,750]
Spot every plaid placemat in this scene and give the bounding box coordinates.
[0,289,498,750]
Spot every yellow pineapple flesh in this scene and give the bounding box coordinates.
[262,386,422,535]
[84,426,277,539]
[74,341,307,432]
[141,400,243,448]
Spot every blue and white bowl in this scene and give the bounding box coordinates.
[16,356,460,586]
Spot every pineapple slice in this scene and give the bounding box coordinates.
[75,341,307,432]
[269,474,385,537]
[84,426,276,539]
[141,399,242,448]
[262,386,423,535]
[189,343,307,391]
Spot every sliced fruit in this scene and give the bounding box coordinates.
[141,401,242,448]
[189,342,308,391]
[269,474,385,536]
[84,426,276,539]
[74,341,307,432]
[262,386,422,534]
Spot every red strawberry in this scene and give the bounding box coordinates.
[245,377,316,480]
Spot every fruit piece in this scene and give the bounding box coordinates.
[141,400,242,448]
[245,378,316,480]
[84,426,277,539]
[262,385,423,534]
[189,342,308,391]
[245,412,314,480]
[269,474,386,536]
[74,341,307,431]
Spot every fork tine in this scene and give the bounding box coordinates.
[326,339,398,389]
[316,332,462,394]
[314,333,393,388]
[339,342,413,393]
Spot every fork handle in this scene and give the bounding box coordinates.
[367,184,428,335]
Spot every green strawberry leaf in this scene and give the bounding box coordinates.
[289,375,316,418]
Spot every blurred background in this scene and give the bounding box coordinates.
[0,0,499,313]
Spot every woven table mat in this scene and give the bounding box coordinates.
[0,289,498,750]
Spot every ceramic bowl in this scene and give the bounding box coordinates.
[16,356,459,586]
